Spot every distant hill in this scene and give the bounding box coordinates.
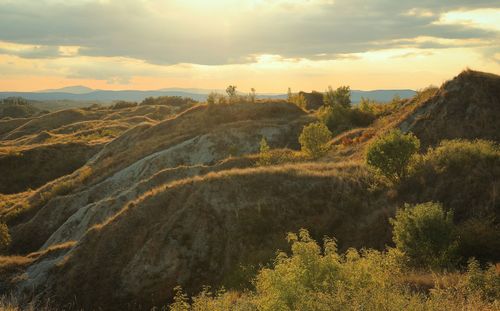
[0,88,416,103]
[40,85,94,94]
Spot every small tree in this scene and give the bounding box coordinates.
[257,137,272,166]
[323,86,351,109]
[391,202,459,269]
[366,130,420,183]
[299,122,332,158]
[226,85,237,103]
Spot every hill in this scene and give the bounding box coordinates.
[0,70,498,310]
[399,70,500,147]
[0,97,47,119]
[0,89,416,104]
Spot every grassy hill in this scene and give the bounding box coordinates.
[0,70,498,310]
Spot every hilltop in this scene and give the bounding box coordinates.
[0,70,498,310]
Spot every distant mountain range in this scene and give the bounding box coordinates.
[0,86,416,103]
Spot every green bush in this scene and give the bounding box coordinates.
[320,106,375,134]
[169,229,499,310]
[463,259,500,303]
[366,130,420,183]
[457,218,500,264]
[299,122,332,158]
[323,85,351,109]
[257,137,272,166]
[401,139,500,222]
[391,202,459,269]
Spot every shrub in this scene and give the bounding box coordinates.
[320,106,375,134]
[289,93,307,110]
[207,92,227,105]
[323,85,351,109]
[462,259,500,303]
[298,122,332,158]
[366,130,420,183]
[169,229,499,310]
[257,137,272,166]
[401,139,500,222]
[111,101,137,109]
[226,85,238,103]
[457,218,500,264]
[141,96,197,107]
[0,222,10,253]
[391,202,459,269]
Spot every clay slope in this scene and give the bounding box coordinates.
[4,101,310,254]
[42,164,392,310]
[0,104,177,194]
[399,70,500,147]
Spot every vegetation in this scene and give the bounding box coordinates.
[402,139,499,222]
[169,229,500,311]
[226,85,238,103]
[0,222,10,253]
[0,97,45,119]
[299,122,332,158]
[111,100,137,109]
[141,96,197,107]
[391,202,458,269]
[257,137,271,166]
[288,93,307,110]
[0,70,498,310]
[317,86,376,134]
[319,105,375,134]
[366,130,420,183]
[323,86,351,109]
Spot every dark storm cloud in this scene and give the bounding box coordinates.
[0,0,498,65]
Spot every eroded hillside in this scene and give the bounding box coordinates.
[0,71,498,310]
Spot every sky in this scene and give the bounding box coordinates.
[0,0,499,92]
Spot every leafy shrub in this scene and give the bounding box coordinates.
[323,85,351,109]
[207,92,228,105]
[169,229,499,310]
[257,137,272,166]
[457,218,500,264]
[0,222,10,253]
[320,106,375,134]
[462,259,500,303]
[299,122,332,158]
[401,139,500,222]
[366,130,420,183]
[391,202,459,269]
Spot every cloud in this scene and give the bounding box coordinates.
[0,0,498,66]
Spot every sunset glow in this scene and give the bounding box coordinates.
[0,0,498,92]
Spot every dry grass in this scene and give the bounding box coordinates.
[47,161,395,309]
